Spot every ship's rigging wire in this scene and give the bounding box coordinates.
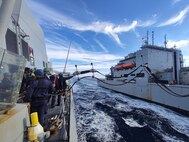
[67,76,93,92]
[44,64,189,138]
[65,64,189,97]
[144,66,189,97]
[0,50,5,68]
[67,75,139,92]
[52,59,121,69]
[16,8,189,98]
[63,41,71,73]
[42,64,189,140]
[18,64,189,104]
[95,64,142,79]
[67,69,143,92]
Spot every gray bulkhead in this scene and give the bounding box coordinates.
[0,0,49,69]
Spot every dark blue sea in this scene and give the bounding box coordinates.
[73,78,189,142]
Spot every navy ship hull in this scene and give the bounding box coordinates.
[98,80,189,115]
[98,45,189,115]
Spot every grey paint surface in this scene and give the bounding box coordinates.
[99,45,189,113]
[98,80,189,112]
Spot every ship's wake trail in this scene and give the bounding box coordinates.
[73,79,189,142]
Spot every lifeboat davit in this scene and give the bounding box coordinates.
[115,63,134,70]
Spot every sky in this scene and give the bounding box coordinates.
[27,0,189,75]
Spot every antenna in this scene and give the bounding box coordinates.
[173,44,176,49]
[146,31,149,45]
[63,41,71,73]
[152,31,154,45]
[164,34,167,48]
[91,63,94,78]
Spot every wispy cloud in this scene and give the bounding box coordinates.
[27,0,153,47]
[74,33,88,43]
[138,19,156,27]
[94,39,108,52]
[158,5,189,27]
[167,39,189,48]
[80,0,96,18]
[45,37,122,72]
[172,0,182,5]
[53,60,118,71]
[52,60,118,77]
[47,41,121,62]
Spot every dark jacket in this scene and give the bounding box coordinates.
[58,75,73,90]
[50,74,59,91]
[25,76,35,88]
[24,77,54,102]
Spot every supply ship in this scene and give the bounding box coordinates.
[98,32,189,115]
[0,0,77,141]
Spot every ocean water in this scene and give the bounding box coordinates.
[73,78,189,142]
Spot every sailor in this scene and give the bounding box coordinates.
[57,73,64,106]
[57,73,73,106]
[24,69,54,125]
[50,73,59,108]
[44,67,51,80]
[43,67,53,104]
[20,68,30,93]
[25,69,35,88]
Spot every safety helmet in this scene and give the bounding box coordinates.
[43,67,50,73]
[58,73,63,77]
[31,72,35,77]
[34,69,44,76]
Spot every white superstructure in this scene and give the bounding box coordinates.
[98,45,189,115]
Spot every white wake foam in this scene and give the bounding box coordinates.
[122,117,146,128]
[76,110,122,142]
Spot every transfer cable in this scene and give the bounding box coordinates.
[67,73,141,92]
[65,65,189,98]
[81,67,189,97]
[144,66,189,97]
[95,64,142,79]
